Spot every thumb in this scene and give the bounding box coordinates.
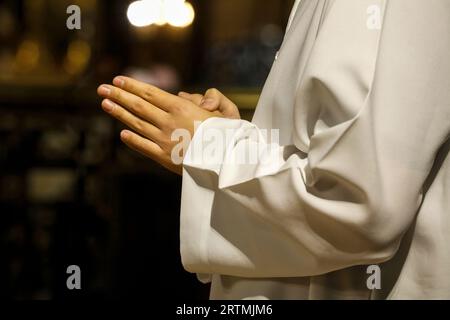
[200,89,221,111]
[201,88,239,119]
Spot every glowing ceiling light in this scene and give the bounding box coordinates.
[127,0,161,27]
[154,2,167,26]
[166,1,195,28]
[127,0,195,28]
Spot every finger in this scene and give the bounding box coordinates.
[200,88,222,111]
[200,98,220,111]
[201,88,239,119]
[101,99,162,142]
[112,76,189,112]
[98,84,167,128]
[178,92,204,105]
[120,130,164,162]
[121,130,181,175]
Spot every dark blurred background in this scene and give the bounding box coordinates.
[0,0,295,300]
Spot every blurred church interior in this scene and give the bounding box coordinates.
[0,0,295,299]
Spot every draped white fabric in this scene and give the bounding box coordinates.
[180,0,450,299]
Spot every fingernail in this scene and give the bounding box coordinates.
[178,91,189,97]
[201,98,215,107]
[102,99,115,112]
[99,85,111,96]
[113,77,125,88]
[121,131,130,139]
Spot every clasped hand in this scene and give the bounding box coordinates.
[97,76,240,175]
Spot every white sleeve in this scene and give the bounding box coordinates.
[180,0,450,278]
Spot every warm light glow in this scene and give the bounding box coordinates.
[15,40,40,71]
[154,1,167,26]
[127,1,161,27]
[166,1,195,28]
[127,0,195,28]
[64,40,92,75]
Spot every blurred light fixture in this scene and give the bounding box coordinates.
[14,40,40,72]
[127,0,161,27]
[127,0,195,28]
[63,40,92,76]
[165,1,195,27]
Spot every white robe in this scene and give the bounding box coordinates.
[180,0,450,299]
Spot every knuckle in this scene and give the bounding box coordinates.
[160,137,171,150]
[164,118,177,133]
[171,103,183,113]
[132,138,145,152]
[132,100,145,114]
[154,132,169,151]
[112,88,121,100]
[137,139,149,152]
[112,105,122,118]
[134,119,145,132]
[142,85,156,101]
